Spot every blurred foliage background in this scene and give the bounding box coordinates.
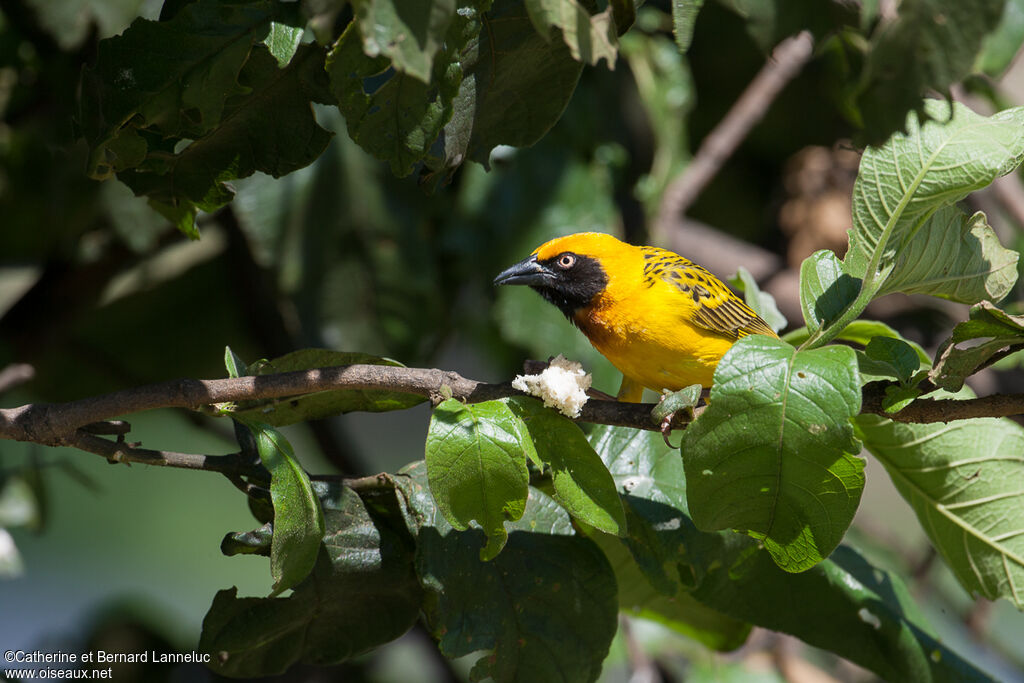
[3,0,1024,681]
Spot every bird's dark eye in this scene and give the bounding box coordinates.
[557,253,576,269]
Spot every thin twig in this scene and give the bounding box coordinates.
[655,31,815,238]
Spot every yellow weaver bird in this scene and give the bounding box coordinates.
[494,232,779,402]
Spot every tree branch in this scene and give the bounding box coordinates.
[655,31,814,238]
[5,364,1024,474]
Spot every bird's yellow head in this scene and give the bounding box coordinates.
[493,232,633,318]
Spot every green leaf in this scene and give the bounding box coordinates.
[864,336,921,384]
[524,0,619,67]
[855,411,1024,609]
[424,399,531,560]
[846,100,1023,301]
[976,0,1024,76]
[691,540,995,682]
[327,22,461,177]
[202,483,422,676]
[672,0,704,52]
[683,335,864,572]
[225,349,425,426]
[872,208,1018,302]
[395,462,619,683]
[507,397,627,536]
[352,0,456,82]
[589,428,991,680]
[247,423,325,596]
[80,0,286,175]
[427,0,584,174]
[223,345,248,379]
[799,249,860,335]
[730,265,787,333]
[589,425,753,650]
[931,300,1024,391]
[221,523,273,557]
[811,99,1024,347]
[880,384,923,413]
[262,20,304,67]
[857,0,1006,144]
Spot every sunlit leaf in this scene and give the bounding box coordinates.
[683,335,864,572]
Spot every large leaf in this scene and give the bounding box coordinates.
[683,335,864,572]
[589,425,752,651]
[507,397,626,536]
[799,249,861,335]
[201,483,422,676]
[855,411,1024,609]
[327,21,461,177]
[589,426,991,681]
[427,0,584,174]
[857,0,1006,144]
[225,349,425,426]
[247,423,325,596]
[807,99,1024,347]
[351,0,456,82]
[80,1,331,236]
[524,0,619,66]
[845,100,1023,295]
[424,399,530,560]
[395,461,618,683]
[930,301,1024,391]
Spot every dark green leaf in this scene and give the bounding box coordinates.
[524,0,619,66]
[395,462,618,683]
[352,0,456,82]
[247,423,325,596]
[202,483,422,676]
[683,335,864,572]
[589,425,752,650]
[857,0,1006,144]
[427,0,584,174]
[424,399,531,560]
[327,22,461,177]
[799,249,860,335]
[855,411,1024,609]
[931,301,1024,391]
[222,523,273,557]
[507,397,627,536]
[80,0,284,173]
[589,427,990,680]
[111,43,333,236]
[226,349,425,425]
[864,336,921,384]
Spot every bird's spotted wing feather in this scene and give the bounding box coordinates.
[640,247,777,339]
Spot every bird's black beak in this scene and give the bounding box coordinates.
[493,255,553,287]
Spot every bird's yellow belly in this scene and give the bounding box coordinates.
[578,312,736,392]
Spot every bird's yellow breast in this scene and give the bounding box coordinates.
[574,271,734,392]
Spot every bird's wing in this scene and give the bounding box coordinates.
[640,248,777,339]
